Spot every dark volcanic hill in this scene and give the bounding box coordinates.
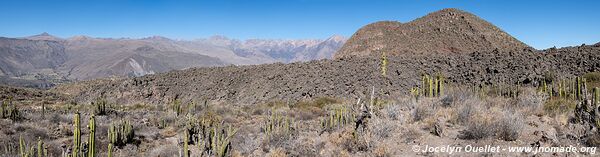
[335,8,531,58]
[56,44,600,106]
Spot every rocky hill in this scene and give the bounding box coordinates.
[335,8,531,58]
[56,44,600,105]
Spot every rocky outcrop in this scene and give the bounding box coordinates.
[335,8,531,58]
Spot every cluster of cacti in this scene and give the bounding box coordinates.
[489,82,521,98]
[263,111,295,138]
[421,74,444,97]
[540,77,588,101]
[1,99,21,121]
[93,99,107,115]
[380,51,388,76]
[108,120,135,147]
[320,106,355,131]
[17,135,47,157]
[410,87,420,99]
[69,113,96,157]
[182,117,238,157]
[171,99,183,116]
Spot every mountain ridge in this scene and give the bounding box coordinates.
[335,8,531,58]
[0,34,346,87]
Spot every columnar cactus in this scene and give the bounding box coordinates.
[107,144,113,157]
[549,82,553,99]
[19,135,25,157]
[428,76,433,97]
[93,99,107,115]
[438,76,444,96]
[0,100,4,119]
[381,51,387,76]
[108,120,135,147]
[73,113,81,157]
[88,115,95,157]
[183,130,189,157]
[420,74,444,97]
[264,111,295,137]
[421,75,426,95]
[592,87,600,107]
[410,87,420,99]
[37,137,42,157]
[577,77,582,100]
[41,103,45,119]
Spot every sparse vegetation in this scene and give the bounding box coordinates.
[5,71,600,156]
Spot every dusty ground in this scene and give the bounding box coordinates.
[1,85,599,157]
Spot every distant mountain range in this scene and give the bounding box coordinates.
[0,33,346,88]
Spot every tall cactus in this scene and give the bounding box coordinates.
[381,51,387,76]
[41,103,45,119]
[183,130,189,157]
[37,137,42,157]
[19,135,25,157]
[73,113,81,157]
[592,87,600,108]
[438,76,444,96]
[577,77,582,100]
[421,75,426,96]
[88,115,95,157]
[107,144,113,157]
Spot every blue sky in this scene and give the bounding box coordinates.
[0,0,598,49]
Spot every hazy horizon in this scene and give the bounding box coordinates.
[1,0,599,49]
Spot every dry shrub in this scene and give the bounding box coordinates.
[267,148,287,157]
[373,144,389,157]
[402,126,422,143]
[496,112,524,141]
[443,87,476,107]
[295,97,340,109]
[151,144,180,157]
[368,116,395,141]
[412,100,436,122]
[584,133,600,147]
[329,129,368,153]
[454,98,483,125]
[459,107,524,141]
[460,110,497,140]
[160,126,178,137]
[284,136,319,157]
[289,108,321,121]
[382,103,401,120]
[584,72,600,89]
[544,98,577,116]
[516,88,547,115]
